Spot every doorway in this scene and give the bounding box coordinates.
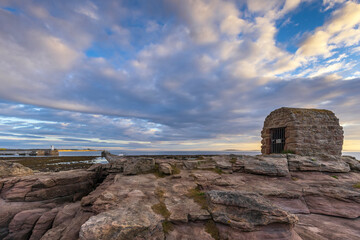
[271,127,285,153]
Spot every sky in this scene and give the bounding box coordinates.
[0,0,360,151]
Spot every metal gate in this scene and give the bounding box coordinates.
[271,127,285,153]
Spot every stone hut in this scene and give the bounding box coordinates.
[261,107,343,156]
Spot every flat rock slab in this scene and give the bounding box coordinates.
[295,213,360,240]
[288,155,350,173]
[206,190,298,231]
[241,156,289,176]
[79,206,164,240]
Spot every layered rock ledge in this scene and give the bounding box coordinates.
[0,153,359,240]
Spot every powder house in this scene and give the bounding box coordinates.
[261,107,343,156]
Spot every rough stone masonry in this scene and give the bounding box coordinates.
[261,107,343,156]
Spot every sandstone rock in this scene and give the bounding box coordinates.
[0,170,97,202]
[0,161,33,178]
[166,222,214,240]
[29,208,59,240]
[288,155,350,173]
[242,155,289,176]
[159,163,172,175]
[165,197,210,223]
[217,223,302,240]
[40,204,93,240]
[303,186,360,218]
[342,155,360,171]
[123,158,155,175]
[79,206,164,240]
[206,190,298,231]
[4,208,48,240]
[295,214,360,240]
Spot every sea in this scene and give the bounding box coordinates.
[59,150,360,160]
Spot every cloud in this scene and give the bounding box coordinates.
[297,1,360,58]
[0,0,359,150]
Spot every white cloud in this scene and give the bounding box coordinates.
[298,1,360,58]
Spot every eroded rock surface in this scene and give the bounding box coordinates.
[0,153,359,240]
[0,161,33,178]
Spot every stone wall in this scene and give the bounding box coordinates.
[261,107,343,156]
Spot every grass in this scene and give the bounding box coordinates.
[310,158,317,162]
[205,220,220,240]
[162,220,174,234]
[187,186,208,210]
[212,168,223,175]
[230,157,237,164]
[152,188,174,234]
[353,182,360,189]
[151,202,170,219]
[331,175,339,179]
[171,165,181,175]
[291,177,298,181]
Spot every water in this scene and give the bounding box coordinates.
[2,150,359,160]
[59,150,360,158]
[342,152,360,160]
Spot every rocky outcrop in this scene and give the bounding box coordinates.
[0,161,33,178]
[288,154,350,172]
[206,190,298,230]
[342,155,360,171]
[0,153,359,240]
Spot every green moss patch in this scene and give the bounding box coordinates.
[171,165,181,175]
[162,220,174,234]
[353,182,360,189]
[331,175,338,179]
[187,186,208,209]
[151,202,170,219]
[212,168,223,175]
[205,220,220,240]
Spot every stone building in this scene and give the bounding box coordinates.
[261,107,343,156]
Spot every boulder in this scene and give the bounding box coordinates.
[159,163,172,175]
[0,161,33,178]
[79,206,164,240]
[206,190,298,231]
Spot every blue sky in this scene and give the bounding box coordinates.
[0,0,360,151]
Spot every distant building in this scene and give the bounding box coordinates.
[261,107,343,156]
[51,145,54,151]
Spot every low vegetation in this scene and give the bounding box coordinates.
[187,186,208,210]
[212,167,223,175]
[171,165,181,175]
[205,220,220,240]
[151,202,170,219]
[162,220,174,234]
[152,188,173,234]
[353,183,360,189]
[230,157,237,164]
[331,175,339,179]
